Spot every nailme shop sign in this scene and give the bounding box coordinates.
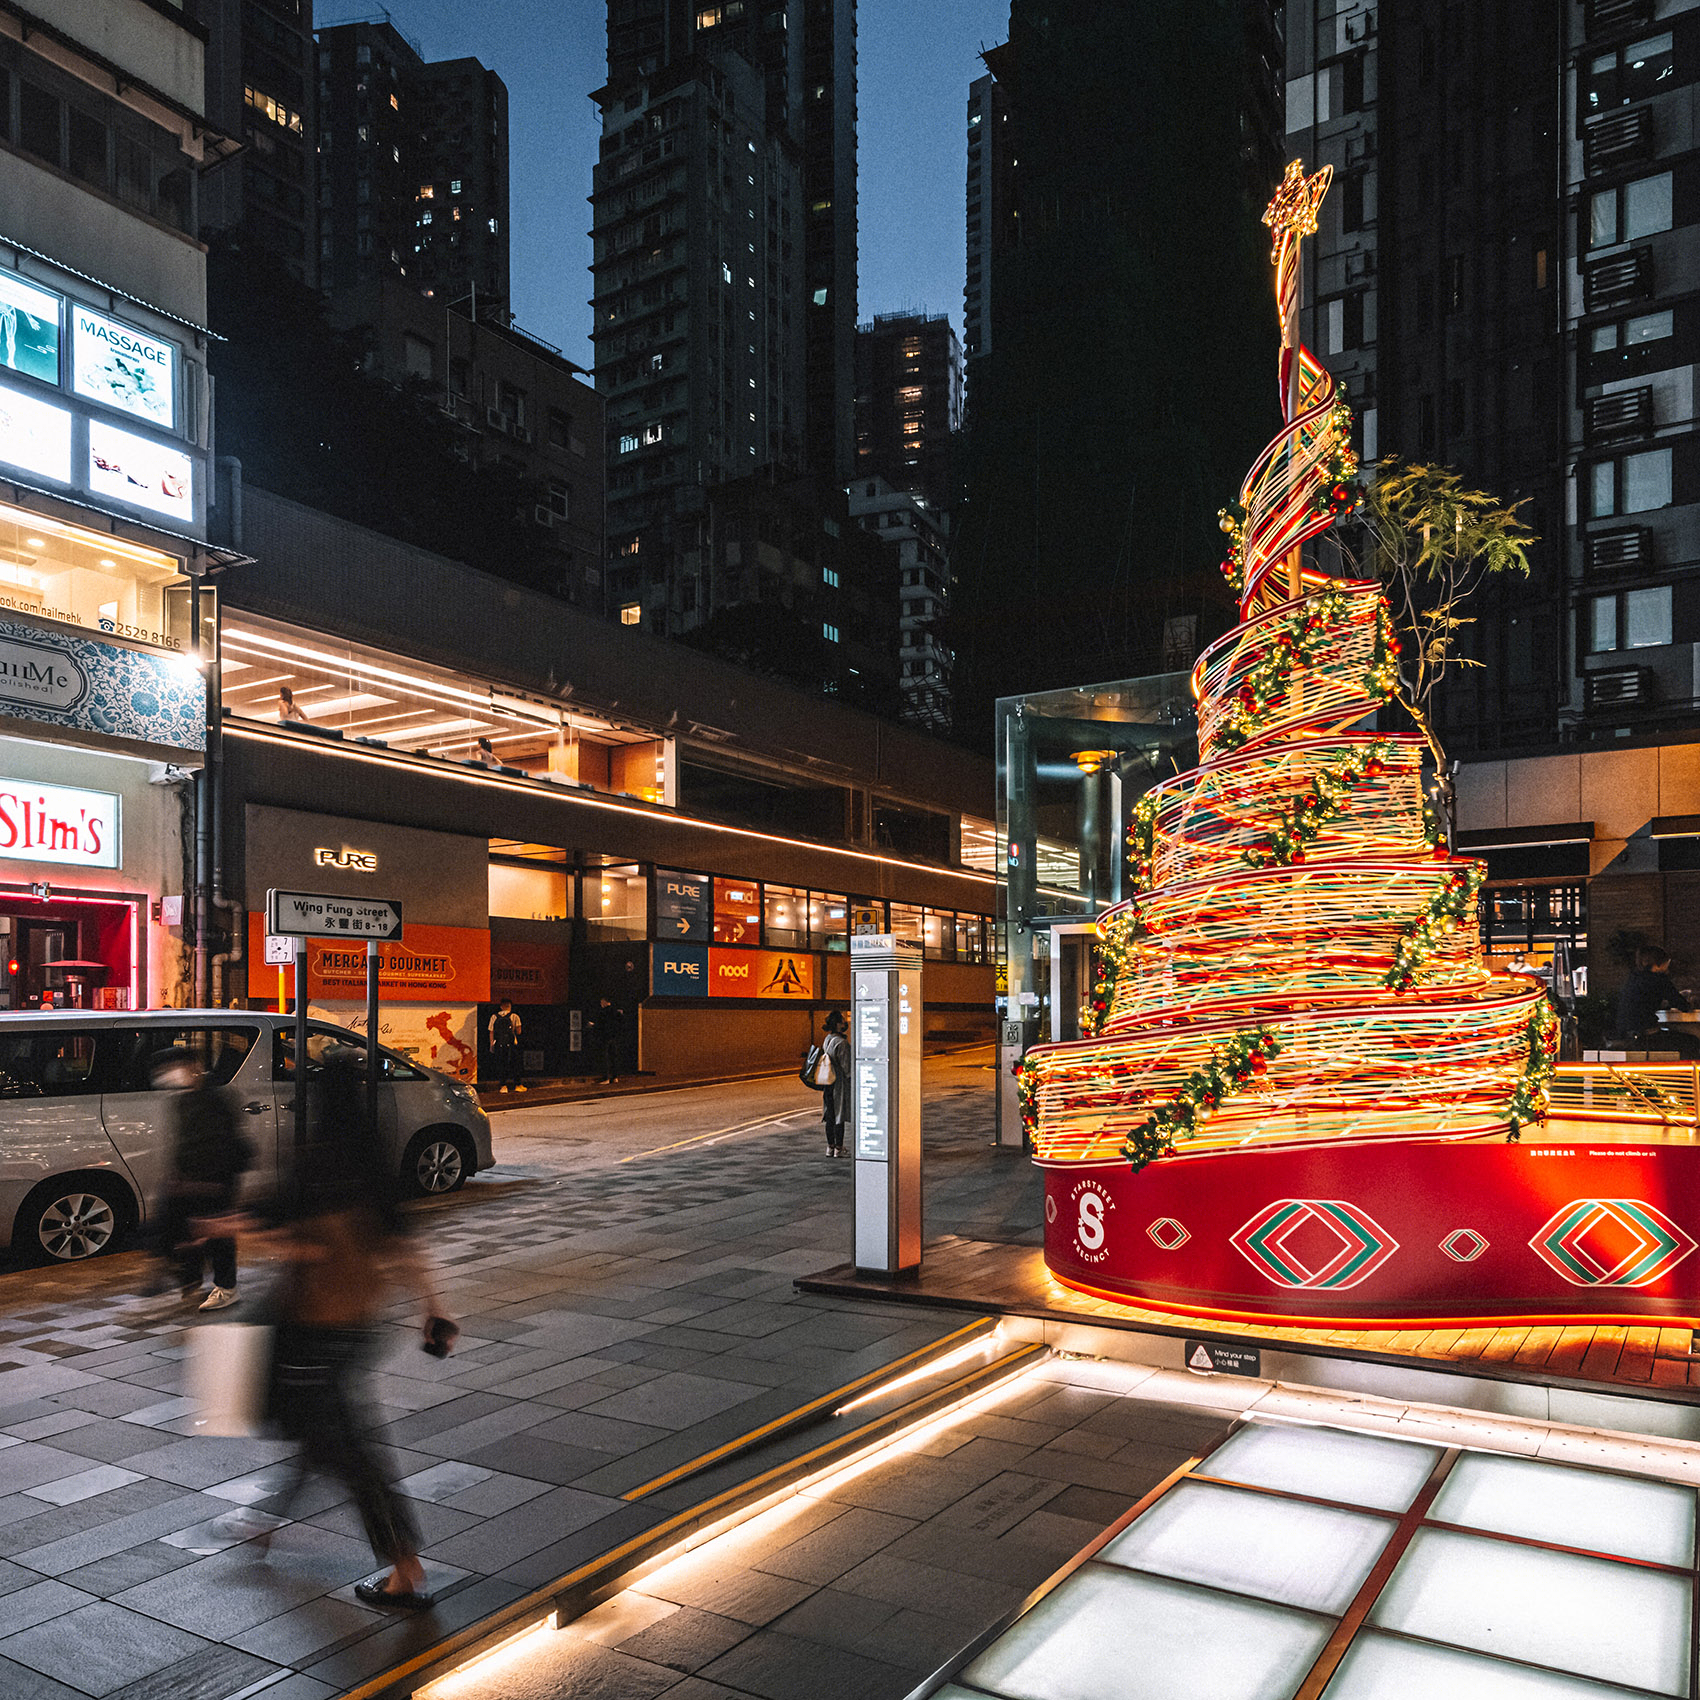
[0,777,119,868]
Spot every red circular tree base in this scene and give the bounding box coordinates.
[1041,1137,1700,1327]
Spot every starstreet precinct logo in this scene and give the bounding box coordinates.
[1067,1176,1115,1265]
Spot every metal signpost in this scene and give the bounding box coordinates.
[265,890,404,1167]
[851,934,924,1274]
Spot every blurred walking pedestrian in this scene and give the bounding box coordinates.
[262,1046,457,1609]
[820,1008,852,1157]
[150,1048,252,1311]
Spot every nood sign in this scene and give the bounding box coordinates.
[0,778,119,868]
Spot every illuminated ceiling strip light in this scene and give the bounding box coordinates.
[229,722,999,891]
[221,628,561,722]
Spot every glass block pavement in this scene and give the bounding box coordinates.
[925,1419,1699,1700]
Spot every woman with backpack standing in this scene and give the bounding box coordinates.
[819,1008,852,1158]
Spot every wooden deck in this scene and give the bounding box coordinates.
[799,1236,1700,1399]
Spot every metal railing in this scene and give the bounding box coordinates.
[1548,1062,1700,1127]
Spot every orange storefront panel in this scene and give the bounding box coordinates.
[707,947,816,999]
[491,938,570,1004]
[248,913,491,1003]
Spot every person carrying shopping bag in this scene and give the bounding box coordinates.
[816,1009,852,1157]
[260,1046,457,1609]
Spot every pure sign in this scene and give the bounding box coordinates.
[267,888,403,941]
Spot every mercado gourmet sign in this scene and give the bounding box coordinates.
[0,776,119,868]
[249,914,490,1003]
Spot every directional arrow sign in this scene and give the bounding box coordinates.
[267,888,403,941]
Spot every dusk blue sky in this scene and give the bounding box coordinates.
[328,0,1010,365]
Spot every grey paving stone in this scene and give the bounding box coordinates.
[531,1409,675,1454]
[833,1551,1026,1621]
[118,1437,298,1491]
[0,1600,211,1697]
[39,1421,178,1465]
[102,1643,277,1700]
[0,1652,90,1700]
[765,1585,900,1652]
[0,1579,96,1638]
[601,1604,754,1675]
[116,1522,377,1641]
[9,1490,231,1574]
[5,1412,103,1442]
[393,1460,491,1503]
[752,1506,916,1587]
[0,1478,193,1559]
[57,1541,199,1599]
[227,1591,384,1664]
[461,1433,609,1486]
[700,1627,914,1700]
[423,1483,625,1573]
[633,1553,816,1629]
[22,1463,143,1507]
[580,1372,767,1432]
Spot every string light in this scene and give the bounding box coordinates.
[1022,160,1550,1173]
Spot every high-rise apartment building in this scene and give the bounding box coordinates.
[952,0,1285,726]
[850,476,953,731]
[593,50,806,621]
[854,311,962,510]
[603,0,858,483]
[1285,1,1566,755]
[195,0,318,281]
[595,0,879,696]
[963,71,1010,397]
[316,21,510,312]
[1565,0,1700,743]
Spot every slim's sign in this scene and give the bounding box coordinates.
[0,777,120,868]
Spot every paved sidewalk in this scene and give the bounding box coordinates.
[0,1057,1018,1699]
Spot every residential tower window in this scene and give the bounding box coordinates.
[1589,584,1672,652]
[1584,33,1674,117]
[1588,171,1673,248]
[1589,447,1672,517]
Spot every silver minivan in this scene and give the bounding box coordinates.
[0,1010,495,1262]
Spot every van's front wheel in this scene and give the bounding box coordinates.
[18,1177,128,1263]
[403,1130,471,1197]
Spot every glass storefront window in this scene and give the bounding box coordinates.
[713,878,762,946]
[489,861,572,921]
[811,892,848,951]
[921,909,949,959]
[763,884,808,948]
[586,862,646,941]
[0,498,188,651]
[955,913,987,963]
[889,901,925,946]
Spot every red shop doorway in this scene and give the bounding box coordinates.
[0,886,145,1011]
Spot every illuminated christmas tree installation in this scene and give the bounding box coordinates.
[1023,162,1555,1172]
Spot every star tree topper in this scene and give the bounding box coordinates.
[1263,159,1333,252]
